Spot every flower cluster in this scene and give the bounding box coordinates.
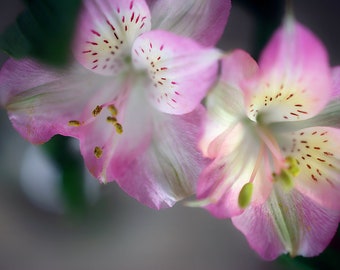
[1,0,340,261]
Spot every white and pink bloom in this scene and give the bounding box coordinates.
[197,17,340,259]
[0,0,231,209]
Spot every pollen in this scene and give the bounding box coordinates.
[68,120,81,127]
[115,123,123,134]
[108,104,118,116]
[92,105,103,116]
[94,146,103,158]
[106,116,117,123]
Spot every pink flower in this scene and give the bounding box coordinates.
[197,17,340,259]
[0,0,231,209]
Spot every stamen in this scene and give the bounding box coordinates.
[92,105,103,116]
[236,144,265,208]
[238,182,254,208]
[257,127,285,173]
[94,146,103,158]
[108,104,118,116]
[68,120,81,127]
[106,116,117,123]
[207,143,265,208]
[114,123,123,134]
[249,143,265,184]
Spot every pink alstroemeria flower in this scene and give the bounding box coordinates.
[197,18,340,259]
[0,0,231,209]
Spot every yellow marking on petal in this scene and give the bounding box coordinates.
[274,170,294,192]
[114,122,123,134]
[280,170,294,191]
[94,146,103,158]
[92,105,103,116]
[68,120,81,127]
[238,182,253,209]
[286,156,300,177]
[108,104,118,116]
[106,116,117,123]
[272,156,299,192]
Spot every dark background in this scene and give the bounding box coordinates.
[1,1,340,269]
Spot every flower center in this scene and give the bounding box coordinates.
[74,0,151,76]
[272,156,300,190]
[68,103,123,159]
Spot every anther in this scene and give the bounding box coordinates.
[68,120,81,127]
[94,146,103,158]
[106,116,117,123]
[92,105,103,117]
[114,123,123,134]
[238,182,253,209]
[108,104,118,116]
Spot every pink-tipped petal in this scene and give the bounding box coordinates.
[73,0,151,75]
[132,30,220,114]
[232,187,340,260]
[199,50,258,157]
[280,127,340,210]
[114,106,208,209]
[0,59,110,143]
[220,50,259,90]
[246,21,331,123]
[148,0,231,47]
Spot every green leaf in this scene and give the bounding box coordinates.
[43,135,88,217]
[0,0,82,66]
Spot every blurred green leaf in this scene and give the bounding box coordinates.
[43,135,88,217]
[0,0,82,66]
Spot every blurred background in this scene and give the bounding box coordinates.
[1,1,340,269]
